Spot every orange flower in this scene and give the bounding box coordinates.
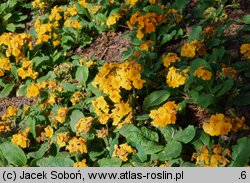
[149,101,179,127]
[203,114,232,136]
[240,44,250,59]
[162,53,180,67]
[181,40,206,58]
[194,66,212,80]
[166,67,186,88]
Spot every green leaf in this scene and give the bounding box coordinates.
[36,156,74,167]
[70,110,85,132]
[87,83,104,97]
[143,4,164,14]
[27,143,49,159]
[159,125,176,143]
[89,151,106,161]
[61,82,77,92]
[243,15,250,24]
[98,157,122,167]
[142,90,170,111]
[32,56,50,68]
[159,30,176,46]
[109,133,119,157]
[195,94,216,108]
[96,13,107,23]
[144,141,164,155]
[120,124,162,156]
[172,0,189,12]
[11,66,18,80]
[135,114,149,121]
[76,65,89,88]
[230,137,250,167]
[141,126,159,142]
[25,117,36,138]
[7,0,18,8]
[173,125,196,144]
[52,51,64,63]
[192,130,211,150]
[158,141,182,161]
[0,83,14,98]
[230,92,250,106]
[0,142,27,166]
[121,48,134,61]
[6,23,16,32]
[0,149,8,167]
[214,79,234,97]
[210,46,225,61]
[3,13,12,21]
[188,26,202,41]
[16,82,29,97]
[37,71,56,83]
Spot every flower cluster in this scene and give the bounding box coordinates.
[93,61,145,103]
[52,107,69,125]
[194,66,212,80]
[149,101,179,128]
[203,113,249,136]
[75,117,93,133]
[127,12,164,39]
[17,60,38,80]
[112,143,136,162]
[26,83,42,98]
[1,106,18,120]
[44,125,54,138]
[166,67,186,88]
[92,96,110,125]
[64,20,81,29]
[192,145,230,167]
[0,32,32,61]
[165,8,183,23]
[66,137,88,154]
[240,44,250,60]
[74,159,87,167]
[0,0,249,168]
[221,65,237,80]
[32,0,46,10]
[92,97,132,128]
[34,19,53,45]
[181,40,206,58]
[56,132,69,147]
[0,121,11,133]
[162,52,181,68]
[0,57,11,76]
[11,128,30,148]
[70,91,85,106]
[106,13,121,27]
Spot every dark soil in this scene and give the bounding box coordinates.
[81,31,131,62]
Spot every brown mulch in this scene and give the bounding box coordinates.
[0,97,35,117]
[80,31,131,62]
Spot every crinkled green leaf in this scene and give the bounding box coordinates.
[98,157,122,167]
[230,137,250,167]
[142,90,170,111]
[36,156,74,167]
[0,142,27,166]
[173,125,196,144]
[158,141,182,161]
[0,83,14,98]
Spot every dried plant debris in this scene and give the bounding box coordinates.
[0,97,35,117]
[82,32,131,62]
